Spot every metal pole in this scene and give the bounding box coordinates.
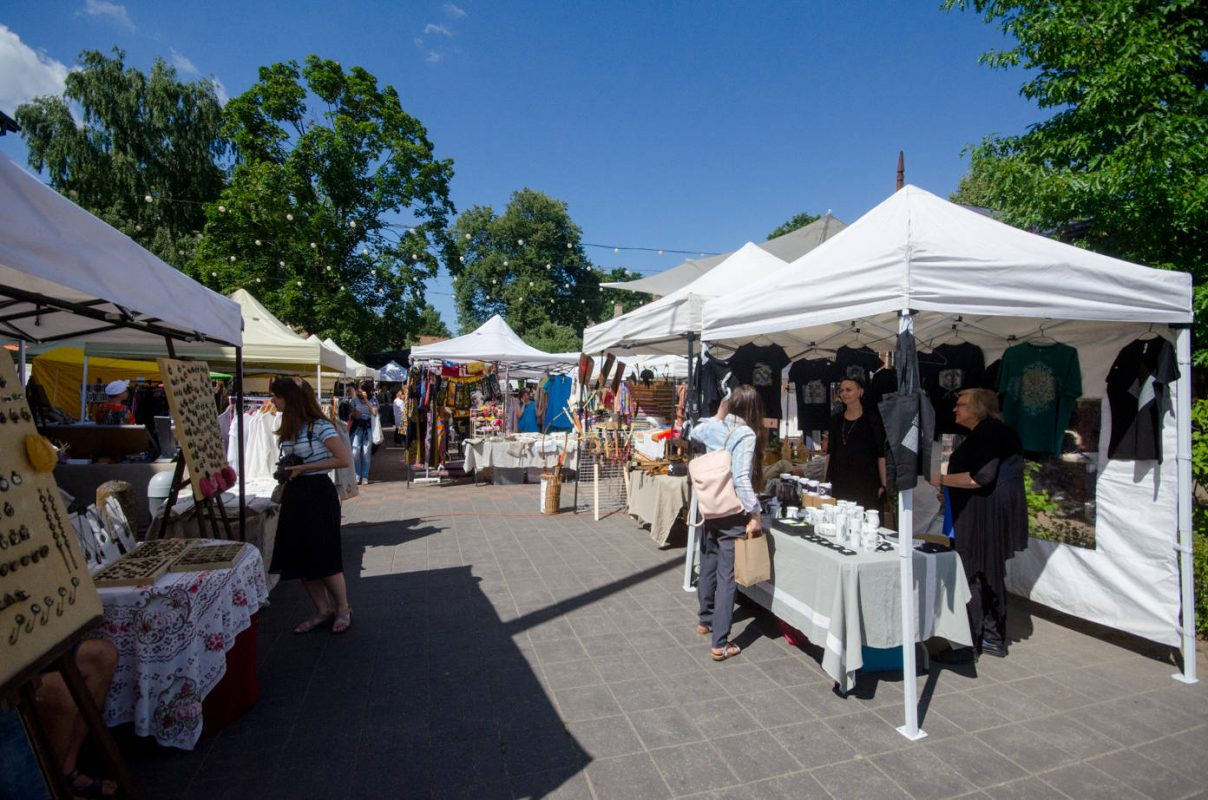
[896,309,926,740]
[236,346,246,542]
[81,354,89,421]
[1173,326,1198,684]
[683,333,699,591]
[17,341,26,385]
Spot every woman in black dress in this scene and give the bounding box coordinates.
[268,377,356,635]
[935,388,1027,660]
[825,377,887,510]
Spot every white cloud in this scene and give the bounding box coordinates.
[0,26,70,113]
[170,48,198,76]
[424,51,443,63]
[442,3,467,18]
[424,23,453,37]
[210,78,228,106]
[79,0,135,31]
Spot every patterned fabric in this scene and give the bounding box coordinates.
[91,542,269,750]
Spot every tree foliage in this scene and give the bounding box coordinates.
[197,56,456,358]
[766,212,820,241]
[16,49,227,268]
[448,189,601,338]
[946,0,1208,357]
[598,266,653,320]
[410,303,451,343]
[521,321,583,354]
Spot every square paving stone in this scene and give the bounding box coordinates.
[810,758,911,800]
[927,736,1027,788]
[735,686,817,729]
[592,653,657,684]
[502,725,587,777]
[566,714,645,759]
[712,730,802,783]
[1037,763,1147,800]
[975,723,1079,774]
[825,710,914,757]
[770,720,858,769]
[628,705,707,750]
[610,678,675,712]
[554,684,622,722]
[650,740,742,796]
[585,752,671,800]
[745,771,833,800]
[681,697,763,738]
[509,768,594,800]
[1135,735,1208,784]
[871,747,979,799]
[532,637,590,665]
[1087,747,1203,799]
[542,659,605,691]
[982,776,1073,800]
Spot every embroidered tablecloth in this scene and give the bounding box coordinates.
[92,541,269,749]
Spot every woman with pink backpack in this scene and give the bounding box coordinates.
[687,384,766,661]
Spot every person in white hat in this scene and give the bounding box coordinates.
[94,380,135,425]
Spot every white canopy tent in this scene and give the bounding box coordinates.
[84,289,344,378]
[321,336,378,380]
[702,184,1196,737]
[600,213,847,297]
[410,314,577,369]
[0,155,242,347]
[583,242,789,356]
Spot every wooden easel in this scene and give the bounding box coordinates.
[145,455,236,541]
[2,617,142,800]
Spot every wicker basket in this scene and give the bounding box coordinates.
[541,471,562,515]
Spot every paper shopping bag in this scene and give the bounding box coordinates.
[734,530,770,586]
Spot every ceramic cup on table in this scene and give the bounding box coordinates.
[785,506,799,520]
[864,510,880,530]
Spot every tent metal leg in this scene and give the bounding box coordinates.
[1173,326,1198,685]
[682,495,698,592]
[896,310,926,741]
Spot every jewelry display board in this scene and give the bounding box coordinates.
[166,542,245,572]
[157,358,235,501]
[0,357,103,691]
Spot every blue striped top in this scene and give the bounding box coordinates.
[281,419,339,465]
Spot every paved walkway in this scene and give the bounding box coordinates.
[120,447,1208,799]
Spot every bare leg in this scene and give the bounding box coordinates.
[323,572,352,633]
[302,579,333,615]
[34,640,118,793]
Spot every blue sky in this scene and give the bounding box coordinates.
[1,1,1043,332]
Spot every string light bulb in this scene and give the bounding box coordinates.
[256,278,262,283]
[566,242,572,249]
[464,233,471,240]
[254,239,262,246]
[279,260,285,267]
[210,271,217,277]
[545,263,551,270]
[144,195,153,203]
[517,238,525,246]
[326,265,333,272]
[218,205,226,213]
[361,248,369,256]
[339,285,345,291]
[296,281,302,287]
[286,213,294,221]
[613,247,619,253]
[658,249,664,256]
[309,242,317,249]
[412,253,419,261]
[349,220,356,228]
[134,224,141,232]
[503,260,509,266]
[459,256,465,263]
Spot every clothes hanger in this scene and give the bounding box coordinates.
[1137,323,1160,341]
[1027,324,1058,345]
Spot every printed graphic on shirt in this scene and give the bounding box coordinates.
[752,362,774,387]
[843,364,865,381]
[801,379,828,405]
[937,368,965,393]
[1017,362,1057,415]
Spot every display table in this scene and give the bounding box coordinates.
[462,434,578,475]
[627,470,689,546]
[738,521,972,693]
[92,541,269,750]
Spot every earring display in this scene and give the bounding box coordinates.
[157,359,236,501]
[0,357,103,688]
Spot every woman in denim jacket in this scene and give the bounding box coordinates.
[688,384,765,661]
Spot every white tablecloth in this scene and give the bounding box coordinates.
[462,434,578,472]
[92,541,269,749]
[738,522,972,692]
[627,470,689,546]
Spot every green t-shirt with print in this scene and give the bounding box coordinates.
[997,342,1082,455]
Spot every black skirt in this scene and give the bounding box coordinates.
[269,473,343,580]
[952,454,1028,597]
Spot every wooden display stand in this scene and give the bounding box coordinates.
[0,357,140,799]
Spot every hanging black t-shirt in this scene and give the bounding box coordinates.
[694,354,734,418]
[1106,336,1179,462]
[834,345,882,385]
[922,342,986,435]
[728,344,790,418]
[789,358,840,433]
[871,367,899,400]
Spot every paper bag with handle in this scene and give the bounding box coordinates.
[734,529,771,586]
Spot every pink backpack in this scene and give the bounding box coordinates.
[688,425,746,526]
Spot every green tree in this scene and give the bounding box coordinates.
[766,212,820,241]
[198,56,456,359]
[598,266,653,320]
[409,303,451,343]
[16,48,227,268]
[448,188,601,337]
[946,0,1208,358]
[521,321,583,353]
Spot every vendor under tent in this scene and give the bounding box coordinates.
[701,184,1196,737]
[584,242,789,357]
[600,213,846,297]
